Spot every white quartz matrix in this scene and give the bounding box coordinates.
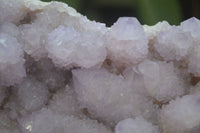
[0,0,200,133]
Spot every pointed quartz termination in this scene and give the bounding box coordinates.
[137,59,187,102]
[0,33,26,86]
[143,21,171,42]
[106,17,148,66]
[72,68,155,125]
[154,26,193,61]
[180,18,200,76]
[180,17,200,44]
[46,25,107,69]
[17,77,49,111]
[160,94,200,133]
[0,0,26,23]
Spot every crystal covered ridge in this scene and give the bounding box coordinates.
[0,0,200,133]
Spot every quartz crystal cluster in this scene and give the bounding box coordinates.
[0,0,200,133]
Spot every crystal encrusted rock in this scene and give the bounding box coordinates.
[0,0,200,133]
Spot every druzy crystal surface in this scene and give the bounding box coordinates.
[0,0,200,133]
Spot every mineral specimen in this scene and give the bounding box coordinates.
[0,0,200,133]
